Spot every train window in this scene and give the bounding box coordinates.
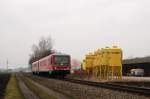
[54,55,70,66]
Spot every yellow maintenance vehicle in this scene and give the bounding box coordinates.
[81,46,122,80]
[85,53,95,77]
[93,49,101,77]
[107,46,122,80]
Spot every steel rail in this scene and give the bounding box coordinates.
[24,73,150,96]
[63,78,150,96]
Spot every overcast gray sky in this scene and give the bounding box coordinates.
[0,0,150,69]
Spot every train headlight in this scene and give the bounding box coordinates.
[53,67,56,70]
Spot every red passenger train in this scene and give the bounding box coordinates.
[32,53,71,76]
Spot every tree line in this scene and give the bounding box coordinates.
[29,36,53,65]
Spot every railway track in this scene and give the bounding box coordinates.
[62,78,150,96]
[21,74,71,99]
[23,74,150,98]
[25,73,150,96]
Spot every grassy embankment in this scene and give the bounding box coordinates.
[4,74,24,99]
[23,76,57,99]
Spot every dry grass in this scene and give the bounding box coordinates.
[4,74,24,99]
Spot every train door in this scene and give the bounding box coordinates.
[38,61,40,74]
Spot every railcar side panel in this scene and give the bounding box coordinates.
[32,54,71,75]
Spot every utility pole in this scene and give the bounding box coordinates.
[6,59,8,70]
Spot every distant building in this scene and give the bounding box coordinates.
[123,57,150,76]
[71,59,81,73]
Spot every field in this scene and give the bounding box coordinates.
[0,74,10,99]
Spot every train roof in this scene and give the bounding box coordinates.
[123,56,150,64]
[32,52,70,64]
[52,52,70,56]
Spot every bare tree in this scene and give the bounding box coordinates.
[32,44,40,58]
[29,36,53,65]
[38,36,53,58]
[39,36,53,51]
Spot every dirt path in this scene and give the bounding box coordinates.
[17,75,40,99]
[25,77,70,99]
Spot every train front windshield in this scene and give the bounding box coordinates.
[54,55,70,66]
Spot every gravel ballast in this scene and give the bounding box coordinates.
[27,75,150,99]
